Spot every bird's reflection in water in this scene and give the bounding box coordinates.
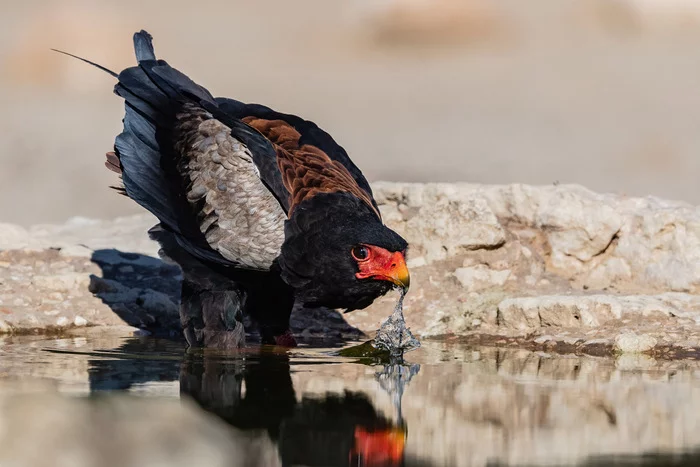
[87,338,420,466]
[180,350,416,466]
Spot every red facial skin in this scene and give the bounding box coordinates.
[354,245,410,289]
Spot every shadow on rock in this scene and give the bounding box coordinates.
[88,249,183,336]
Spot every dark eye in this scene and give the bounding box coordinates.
[352,245,370,261]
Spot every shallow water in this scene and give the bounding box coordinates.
[2,335,700,466]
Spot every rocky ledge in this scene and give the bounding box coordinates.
[2,182,700,356]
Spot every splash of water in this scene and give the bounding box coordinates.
[373,288,421,359]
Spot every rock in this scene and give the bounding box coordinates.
[2,182,700,351]
[31,273,91,291]
[377,182,700,293]
[47,292,64,301]
[56,317,70,327]
[454,265,510,292]
[585,257,633,289]
[376,182,506,263]
[496,295,623,331]
[23,214,160,257]
[73,316,88,327]
[614,332,657,353]
[495,294,700,333]
[0,247,182,336]
[479,183,624,270]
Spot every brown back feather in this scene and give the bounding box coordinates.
[242,117,380,218]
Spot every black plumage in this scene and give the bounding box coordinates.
[280,192,405,310]
[68,30,410,348]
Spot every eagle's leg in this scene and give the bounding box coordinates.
[150,227,296,348]
[151,227,247,349]
[244,273,297,347]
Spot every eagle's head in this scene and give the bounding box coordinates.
[278,192,409,311]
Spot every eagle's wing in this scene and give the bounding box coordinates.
[215,99,381,218]
[110,32,286,270]
[109,31,380,271]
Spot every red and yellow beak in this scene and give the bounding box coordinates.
[384,251,410,289]
[355,247,410,290]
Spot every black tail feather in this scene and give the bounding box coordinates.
[60,30,241,269]
[114,106,179,230]
[50,49,118,78]
[113,31,239,267]
[133,30,156,62]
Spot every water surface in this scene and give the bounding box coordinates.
[2,335,700,466]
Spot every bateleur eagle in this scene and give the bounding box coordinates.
[65,30,410,348]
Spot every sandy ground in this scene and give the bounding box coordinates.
[3,0,700,225]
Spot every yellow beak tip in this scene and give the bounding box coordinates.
[393,273,410,290]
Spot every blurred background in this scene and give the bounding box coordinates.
[2,0,700,225]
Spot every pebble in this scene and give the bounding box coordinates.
[614,333,657,353]
[56,317,70,327]
[534,335,555,344]
[47,292,64,301]
[73,316,88,327]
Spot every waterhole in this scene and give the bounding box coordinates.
[2,335,700,466]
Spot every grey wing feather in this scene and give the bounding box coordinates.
[173,105,286,270]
